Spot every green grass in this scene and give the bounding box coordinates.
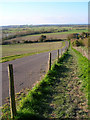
[22,29,88,37]
[1,41,65,63]
[72,47,90,111]
[72,47,89,97]
[1,53,36,63]
[72,46,90,111]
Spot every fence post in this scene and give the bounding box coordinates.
[8,64,16,119]
[48,53,51,70]
[61,48,62,56]
[57,49,59,61]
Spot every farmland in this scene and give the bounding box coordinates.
[1,24,89,62]
[3,29,88,43]
[1,24,89,119]
[1,25,88,44]
[1,41,64,62]
[1,24,88,62]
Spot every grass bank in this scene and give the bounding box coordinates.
[72,47,89,97]
[72,47,90,111]
[1,47,89,119]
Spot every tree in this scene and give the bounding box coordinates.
[39,35,46,42]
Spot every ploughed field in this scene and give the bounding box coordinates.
[3,33,68,43]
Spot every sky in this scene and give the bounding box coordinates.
[0,1,89,26]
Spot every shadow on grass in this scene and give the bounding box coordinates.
[16,51,72,120]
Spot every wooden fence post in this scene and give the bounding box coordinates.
[61,48,62,56]
[8,64,16,119]
[48,53,51,70]
[57,49,59,61]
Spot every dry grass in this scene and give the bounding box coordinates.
[2,41,64,57]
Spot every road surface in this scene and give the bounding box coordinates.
[2,41,68,105]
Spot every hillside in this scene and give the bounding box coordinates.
[1,46,89,120]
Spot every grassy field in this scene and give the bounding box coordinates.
[28,29,88,36]
[1,41,65,62]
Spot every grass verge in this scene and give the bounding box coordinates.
[72,47,90,110]
[72,47,89,97]
[1,50,50,63]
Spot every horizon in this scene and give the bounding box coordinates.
[0,2,88,26]
[1,23,88,27]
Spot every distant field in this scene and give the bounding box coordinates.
[6,33,68,43]
[1,41,64,62]
[28,29,88,36]
[1,25,88,62]
[2,26,73,34]
[2,25,88,34]
[3,29,88,43]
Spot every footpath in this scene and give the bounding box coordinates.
[44,48,88,119]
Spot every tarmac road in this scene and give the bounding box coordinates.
[2,41,68,104]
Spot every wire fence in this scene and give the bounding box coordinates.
[2,40,69,119]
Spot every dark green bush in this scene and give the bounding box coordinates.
[72,40,84,47]
[39,35,46,42]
